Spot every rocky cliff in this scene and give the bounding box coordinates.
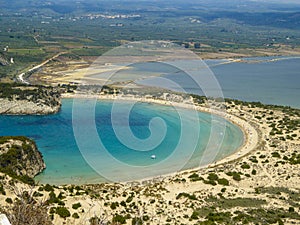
[0,83,61,115]
[0,136,46,179]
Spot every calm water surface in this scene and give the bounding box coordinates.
[3,56,295,184]
[0,99,243,184]
[138,56,300,108]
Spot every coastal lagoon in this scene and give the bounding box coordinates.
[1,56,298,184]
[138,56,300,109]
[0,99,243,184]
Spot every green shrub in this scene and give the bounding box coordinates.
[205,212,232,223]
[271,152,281,158]
[188,173,199,179]
[188,173,203,181]
[112,214,126,224]
[110,202,119,210]
[226,171,241,181]
[218,178,229,186]
[143,215,149,221]
[208,173,218,181]
[72,213,79,219]
[249,157,258,163]
[176,192,197,200]
[75,186,82,191]
[19,175,35,185]
[203,179,217,186]
[38,186,44,192]
[56,207,71,218]
[5,197,13,204]
[190,211,199,220]
[57,192,65,200]
[72,202,81,210]
[48,191,64,205]
[289,153,300,165]
[241,163,250,169]
[126,194,134,203]
[120,200,126,207]
[44,184,54,192]
[233,173,241,181]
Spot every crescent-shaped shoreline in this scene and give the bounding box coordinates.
[62,92,258,182]
[1,93,299,225]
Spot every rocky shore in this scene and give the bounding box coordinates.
[0,136,46,179]
[0,83,61,115]
[0,98,61,115]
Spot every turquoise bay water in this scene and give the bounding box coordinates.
[0,99,243,185]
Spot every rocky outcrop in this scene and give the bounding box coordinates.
[0,83,61,115]
[0,136,46,178]
[0,54,9,66]
[0,98,61,115]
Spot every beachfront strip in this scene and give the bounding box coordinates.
[0,94,299,224]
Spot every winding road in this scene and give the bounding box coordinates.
[17,52,67,84]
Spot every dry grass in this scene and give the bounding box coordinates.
[1,188,52,225]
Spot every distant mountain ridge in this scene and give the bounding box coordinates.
[2,0,300,29]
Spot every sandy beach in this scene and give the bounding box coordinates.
[1,93,299,225]
[62,92,259,171]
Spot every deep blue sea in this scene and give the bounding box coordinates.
[0,99,243,184]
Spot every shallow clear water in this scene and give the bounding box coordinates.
[0,99,243,185]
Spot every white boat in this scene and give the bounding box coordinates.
[151,154,156,159]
